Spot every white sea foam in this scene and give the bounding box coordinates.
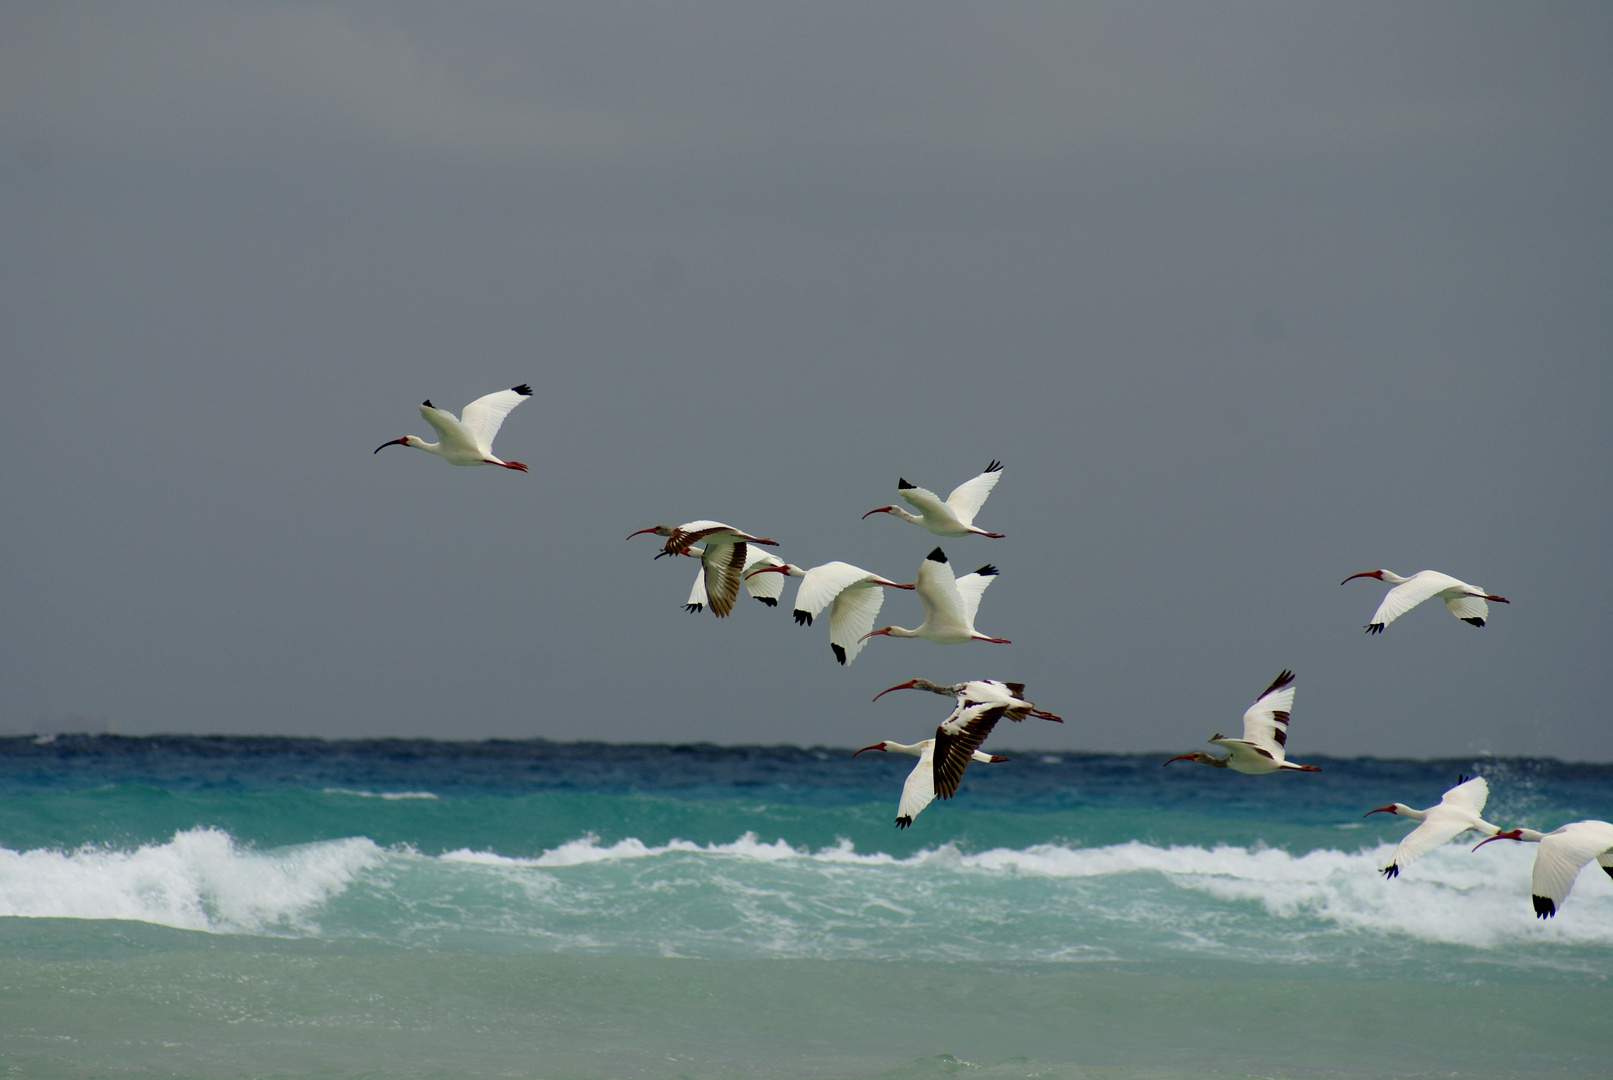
[0,827,384,934]
[322,788,439,799]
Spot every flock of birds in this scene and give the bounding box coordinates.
[376,385,1613,920]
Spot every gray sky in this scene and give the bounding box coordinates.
[2,3,1609,758]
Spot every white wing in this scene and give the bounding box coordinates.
[944,461,1003,526]
[1443,592,1489,625]
[898,482,961,528]
[896,743,937,827]
[742,550,786,605]
[418,403,479,457]
[914,551,967,633]
[1440,776,1489,816]
[1239,670,1296,759]
[1387,806,1495,875]
[457,385,532,455]
[827,584,886,666]
[685,566,708,612]
[1532,821,1613,916]
[951,566,998,630]
[794,562,873,621]
[1368,572,1464,630]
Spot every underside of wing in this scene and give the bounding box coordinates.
[944,461,1003,525]
[742,550,786,605]
[457,386,531,454]
[897,747,937,827]
[795,562,869,621]
[1443,593,1489,626]
[685,566,707,612]
[702,542,747,617]
[1532,823,1613,915]
[952,566,998,629]
[1440,776,1489,815]
[933,704,1007,799]
[1387,812,1476,876]
[827,584,886,666]
[1238,670,1296,756]
[1370,574,1455,630]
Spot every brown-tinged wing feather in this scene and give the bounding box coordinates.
[932,704,1007,800]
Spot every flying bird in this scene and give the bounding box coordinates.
[859,548,1010,648]
[872,678,1062,723]
[854,709,1010,829]
[374,384,533,470]
[1364,776,1503,879]
[862,461,1005,538]
[744,561,914,664]
[627,522,779,618]
[1341,569,1509,634]
[683,546,788,613]
[1164,670,1319,774]
[1473,820,1613,918]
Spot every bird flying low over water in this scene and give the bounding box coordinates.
[1164,670,1319,774]
[1341,569,1508,634]
[854,704,1011,829]
[374,385,533,470]
[863,461,1005,538]
[1474,819,1613,918]
[744,560,914,665]
[1365,775,1502,879]
[859,548,1010,647]
[628,522,780,618]
[872,678,1062,723]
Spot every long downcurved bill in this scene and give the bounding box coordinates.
[858,628,894,643]
[374,438,409,453]
[1340,571,1382,585]
[852,743,885,757]
[871,679,919,702]
[861,506,894,520]
[625,527,664,541]
[1363,805,1397,818]
[745,565,789,580]
[1472,830,1523,851]
[1162,753,1199,766]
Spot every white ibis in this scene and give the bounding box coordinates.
[854,707,1011,829]
[1341,569,1509,634]
[683,546,787,613]
[1473,820,1613,918]
[374,385,533,470]
[872,678,1062,723]
[744,561,915,664]
[859,548,1010,648]
[627,522,780,618]
[862,461,1005,538]
[1364,775,1502,878]
[1164,670,1320,774]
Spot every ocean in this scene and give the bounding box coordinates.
[0,736,1608,1079]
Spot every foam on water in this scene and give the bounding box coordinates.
[3,826,1609,974]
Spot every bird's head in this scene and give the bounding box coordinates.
[373,436,422,454]
[861,505,897,520]
[1363,803,1408,818]
[1340,569,1386,586]
[852,742,888,757]
[1473,829,1524,851]
[871,679,919,702]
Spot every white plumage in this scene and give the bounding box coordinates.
[1364,776,1502,878]
[859,548,1010,647]
[1474,819,1613,918]
[374,384,533,470]
[1341,569,1509,634]
[745,560,914,664]
[862,461,1005,538]
[1164,670,1319,774]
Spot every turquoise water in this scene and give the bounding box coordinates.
[1,737,1609,1078]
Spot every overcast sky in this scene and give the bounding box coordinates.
[2,3,1609,759]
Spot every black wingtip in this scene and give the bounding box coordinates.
[897,478,915,490]
[1380,865,1399,880]
[973,564,998,577]
[1461,617,1485,627]
[421,399,435,408]
[895,816,912,829]
[926,547,948,563]
[1533,895,1556,918]
[756,597,778,607]
[1457,774,1470,785]
[794,610,812,626]
[983,460,1003,473]
[684,604,703,614]
[832,643,847,665]
[512,383,533,396]
[1365,623,1385,635]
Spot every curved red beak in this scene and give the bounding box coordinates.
[374,438,408,453]
[852,743,885,757]
[861,506,894,520]
[745,565,788,580]
[1363,805,1397,818]
[1473,829,1523,851]
[1341,570,1383,585]
[871,679,918,702]
[1163,753,1197,766]
[859,628,893,643]
[626,526,662,541]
